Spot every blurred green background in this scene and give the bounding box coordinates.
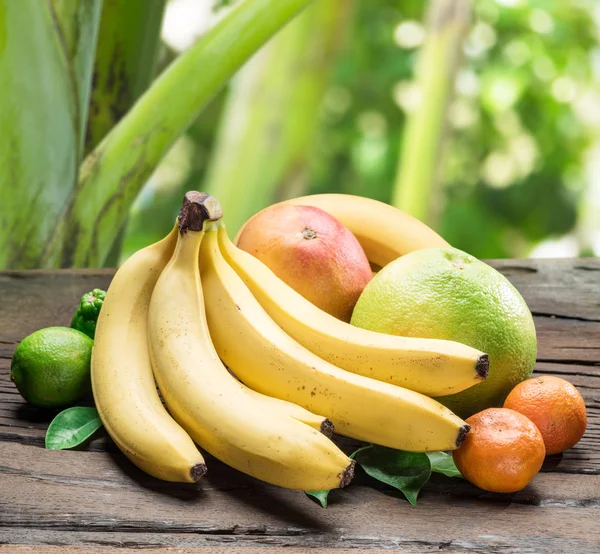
[124,0,600,262]
[2,0,599,268]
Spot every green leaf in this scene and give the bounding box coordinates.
[43,0,316,268]
[45,407,102,450]
[85,0,167,154]
[354,446,432,506]
[305,489,329,508]
[426,452,464,479]
[51,0,103,152]
[349,444,373,459]
[0,0,101,269]
[304,445,372,507]
[89,0,167,267]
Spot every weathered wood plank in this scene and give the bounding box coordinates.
[2,525,597,554]
[492,258,600,321]
[0,270,114,351]
[1,547,401,554]
[0,536,473,554]
[1,444,600,553]
[1,258,599,347]
[0,260,599,552]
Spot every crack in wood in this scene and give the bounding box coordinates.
[0,530,531,554]
[0,520,312,536]
[532,311,600,323]
[2,528,599,554]
[537,359,600,368]
[497,265,538,275]
[534,365,600,378]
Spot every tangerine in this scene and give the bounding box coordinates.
[504,375,587,455]
[453,408,545,493]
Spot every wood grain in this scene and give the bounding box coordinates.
[1,259,599,552]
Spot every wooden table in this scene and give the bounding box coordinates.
[1,259,599,554]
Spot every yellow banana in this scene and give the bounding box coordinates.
[219,229,488,397]
[202,226,470,451]
[243,388,333,436]
[91,226,206,483]
[149,192,354,491]
[236,193,449,267]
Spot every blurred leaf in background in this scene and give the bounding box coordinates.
[439,0,598,258]
[121,0,228,260]
[1,0,316,269]
[0,0,101,269]
[122,0,600,262]
[204,0,353,234]
[122,0,351,256]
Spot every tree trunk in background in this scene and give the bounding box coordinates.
[203,0,352,235]
[87,0,167,266]
[392,0,471,225]
[0,0,101,269]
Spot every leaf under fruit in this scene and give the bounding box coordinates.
[427,451,463,479]
[306,489,329,508]
[45,407,102,450]
[353,446,432,506]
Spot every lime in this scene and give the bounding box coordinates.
[351,247,537,418]
[10,327,93,409]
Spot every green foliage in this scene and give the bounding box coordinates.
[306,489,330,508]
[213,0,237,9]
[2,0,598,265]
[0,0,101,269]
[85,0,167,154]
[46,407,102,450]
[426,451,463,478]
[204,0,351,234]
[304,0,597,258]
[0,0,316,269]
[51,0,103,151]
[393,0,471,224]
[354,446,432,505]
[40,0,315,268]
[440,0,596,257]
[305,445,463,508]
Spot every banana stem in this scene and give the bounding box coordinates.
[178,192,223,233]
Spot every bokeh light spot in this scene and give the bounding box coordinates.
[394,20,426,49]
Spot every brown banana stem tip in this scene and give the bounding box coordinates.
[340,459,356,488]
[456,424,471,448]
[476,354,490,380]
[320,419,335,438]
[190,462,208,481]
[178,191,223,233]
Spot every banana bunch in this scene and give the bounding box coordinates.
[92,191,488,489]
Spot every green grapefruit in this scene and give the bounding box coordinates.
[350,247,537,418]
